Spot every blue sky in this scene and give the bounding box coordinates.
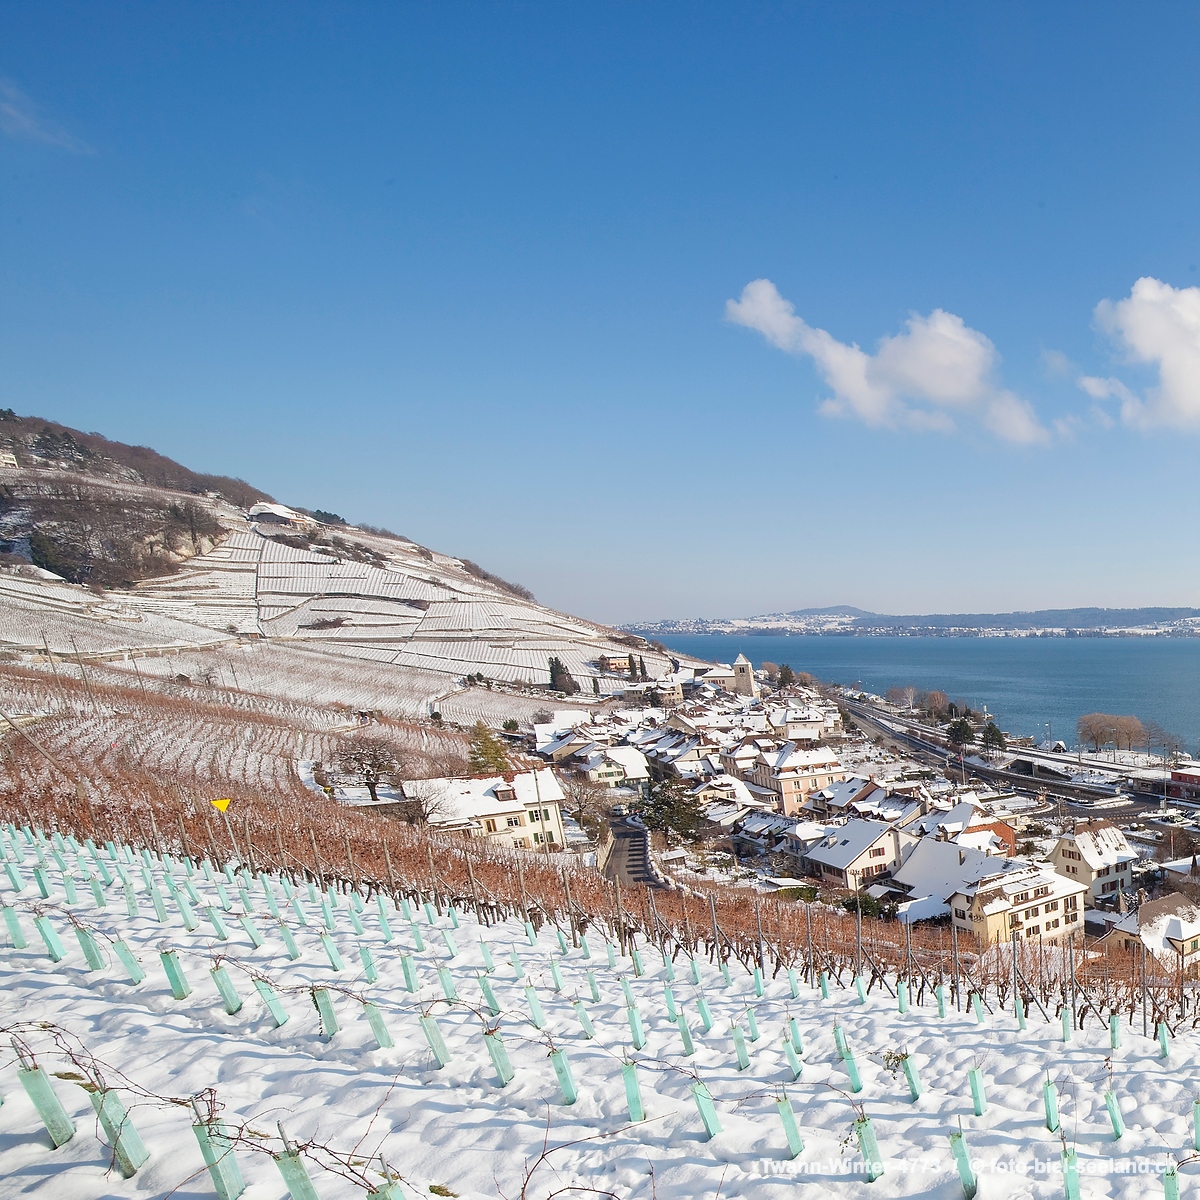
[3,3,1200,623]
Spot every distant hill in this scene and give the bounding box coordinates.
[626,605,1200,637]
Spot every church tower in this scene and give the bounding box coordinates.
[733,653,758,697]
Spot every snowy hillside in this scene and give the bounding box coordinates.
[0,465,684,721]
[0,824,1194,1200]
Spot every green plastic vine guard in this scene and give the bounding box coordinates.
[150,887,168,923]
[950,1129,976,1199]
[787,968,799,999]
[313,986,340,1036]
[788,1016,803,1053]
[690,956,701,984]
[238,915,265,948]
[419,1015,452,1067]
[776,1091,803,1158]
[579,934,591,960]
[631,947,645,977]
[377,907,393,944]
[697,995,714,1033]
[279,923,301,961]
[753,966,764,997]
[34,915,66,961]
[664,985,678,1020]
[484,1030,514,1086]
[556,928,568,954]
[524,984,546,1028]
[854,1116,883,1183]
[818,971,829,999]
[1164,1165,1180,1200]
[834,1025,849,1059]
[1104,1089,1125,1139]
[971,993,984,1024]
[1061,1148,1081,1200]
[676,1013,696,1056]
[509,944,522,975]
[348,908,366,937]
[1061,1008,1072,1043]
[3,862,23,892]
[1043,1077,1059,1132]
[206,906,231,941]
[627,1005,647,1049]
[401,956,419,993]
[902,1056,922,1101]
[290,897,308,927]
[524,920,538,946]
[175,895,199,932]
[550,1048,577,1104]
[441,930,458,958]
[321,897,337,932]
[1158,1021,1171,1059]
[160,949,192,999]
[359,943,379,984]
[691,1080,721,1139]
[364,1001,393,1048]
[63,875,78,905]
[437,966,458,1001]
[1109,1013,1121,1049]
[75,925,105,971]
[449,905,460,929]
[1193,1099,1200,1152]
[844,1049,863,1093]
[113,939,144,982]
[253,978,290,1026]
[33,867,51,899]
[574,999,595,1038]
[622,1060,644,1121]
[549,957,564,993]
[410,922,426,952]
[732,1024,750,1071]
[211,966,243,1014]
[399,896,412,920]
[426,902,439,926]
[18,1065,76,1147]
[587,970,600,1004]
[479,938,494,971]
[123,883,137,918]
[782,1035,803,1080]
[1015,994,1027,1031]
[320,933,345,972]
[897,981,909,1014]
[91,1087,150,1177]
[606,941,617,970]
[193,1119,246,1200]
[350,889,365,913]
[968,1067,987,1116]
[720,960,732,988]
[477,973,500,1016]
[662,951,675,981]
[274,1147,321,1200]
[620,976,636,1007]
[3,904,27,947]
[746,1008,760,1042]
[936,984,947,1018]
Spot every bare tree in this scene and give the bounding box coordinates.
[336,736,404,802]
[558,771,611,838]
[760,661,780,682]
[392,783,454,826]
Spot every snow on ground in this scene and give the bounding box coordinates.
[0,832,1194,1200]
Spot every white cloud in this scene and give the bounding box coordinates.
[1088,277,1200,430]
[0,78,91,153]
[725,279,1048,444]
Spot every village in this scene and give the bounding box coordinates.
[305,649,1200,979]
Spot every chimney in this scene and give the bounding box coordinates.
[959,850,966,866]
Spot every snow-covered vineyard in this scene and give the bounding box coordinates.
[0,824,1196,1200]
[0,512,683,720]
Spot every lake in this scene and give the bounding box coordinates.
[646,634,1200,754]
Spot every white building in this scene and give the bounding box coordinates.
[1049,823,1139,906]
[397,768,566,850]
[948,864,1088,946]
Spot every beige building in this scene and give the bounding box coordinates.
[1049,823,1138,906]
[949,864,1088,946]
[801,819,916,888]
[747,743,845,817]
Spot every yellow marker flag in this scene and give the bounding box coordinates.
[210,797,232,813]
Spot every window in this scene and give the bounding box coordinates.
[1024,907,1039,919]
[533,832,542,844]
[1014,892,1029,904]
[954,908,967,920]
[543,809,552,821]
[869,847,887,858]
[1065,896,1078,911]
[1026,926,1040,937]
[1044,900,1059,912]
[1191,939,1198,952]
[528,809,542,822]
[484,819,497,833]
[506,816,522,828]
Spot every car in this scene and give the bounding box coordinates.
[611,804,627,817]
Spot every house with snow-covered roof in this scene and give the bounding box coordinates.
[1050,823,1139,906]
[948,863,1087,946]
[799,819,916,889]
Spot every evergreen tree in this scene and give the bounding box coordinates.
[636,777,705,844]
[947,718,975,748]
[638,655,648,681]
[548,656,580,695]
[468,720,512,774]
[778,664,795,687]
